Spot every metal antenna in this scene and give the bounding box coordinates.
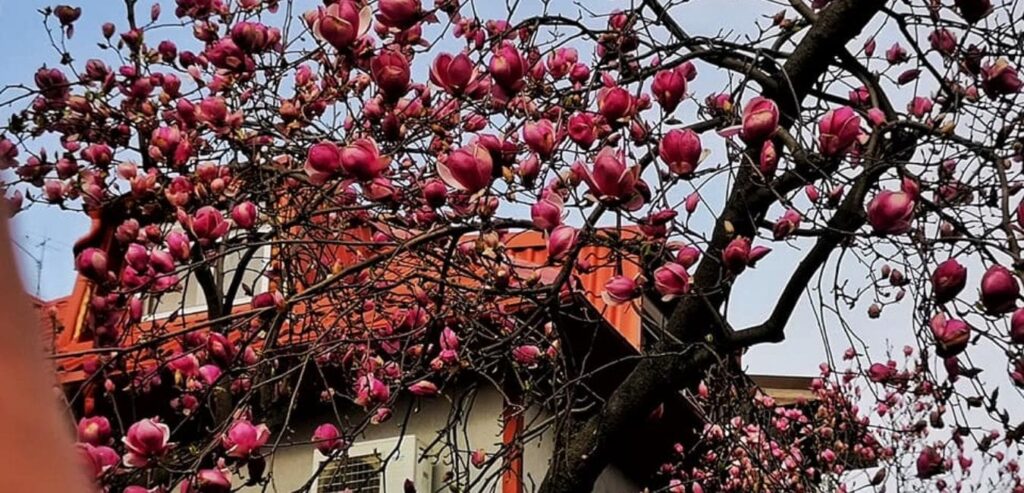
[13,236,42,296]
[12,234,53,297]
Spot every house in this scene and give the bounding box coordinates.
[39,219,817,492]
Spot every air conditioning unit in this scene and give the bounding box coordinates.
[311,435,432,493]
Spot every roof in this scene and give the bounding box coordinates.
[40,225,645,383]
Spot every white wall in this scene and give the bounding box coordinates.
[241,383,638,493]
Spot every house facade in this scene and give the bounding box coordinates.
[39,223,812,492]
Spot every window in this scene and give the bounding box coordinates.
[316,451,383,493]
[311,436,431,493]
[145,230,271,319]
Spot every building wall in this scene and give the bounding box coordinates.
[239,384,638,493]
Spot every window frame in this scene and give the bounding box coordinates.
[143,228,272,321]
[310,435,430,493]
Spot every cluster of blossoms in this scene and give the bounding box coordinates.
[2,0,1024,491]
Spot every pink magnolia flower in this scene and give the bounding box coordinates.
[376,0,422,30]
[312,0,371,51]
[231,201,257,229]
[341,138,389,181]
[190,466,232,493]
[196,96,240,130]
[230,21,277,53]
[740,97,779,143]
[123,418,172,468]
[438,142,494,193]
[54,5,81,26]
[866,190,915,235]
[440,327,459,352]
[422,178,448,208]
[489,42,526,92]
[547,225,579,261]
[181,206,231,246]
[354,374,390,407]
[35,67,70,101]
[207,332,237,365]
[306,141,343,180]
[684,192,700,214]
[580,147,645,210]
[123,486,161,493]
[676,245,701,268]
[818,106,861,157]
[312,423,344,454]
[929,28,957,56]
[149,126,183,160]
[654,263,690,301]
[166,231,191,261]
[531,193,564,231]
[0,138,18,169]
[885,43,908,65]
[76,443,119,479]
[569,63,590,84]
[206,38,252,72]
[221,419,271,458]
[546,47,578,79]
[198,364,223,386]
[638,209,677,238]
[981,265,1019,314]
[567,112,599,150]
[512,345,543,366]
[651,66,688,112]
[76,248,109,282]
[603,275,641,306]
[722,237,752,273]
[848,86,871,106]
[168,352,200,378]
[659,129,704,178]
[867,362,894,383]
[81,143,113,167]
[77,416,112,446]
[163,176,193,207]
[930,313,971,358]
[759,141,778,177]
[916,447,945,479]
[907,96,933,118]
[430,52,475,95]
[408,380,439,396]
[981,58,1022,98]
[1011,308,1024,344]
[471,449,487,468]
[706,93,733,114]
[371,50,411,100]
[773,209,802,240]
[523,119,559,159]
[252,290,285,310]
[931,259,967,304]
[516,154,540,185]
[891,69,921,88]
[597,85,635,124]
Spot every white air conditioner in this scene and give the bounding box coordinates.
[311,435,432,493]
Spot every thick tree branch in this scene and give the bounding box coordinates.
[538,1,889,491]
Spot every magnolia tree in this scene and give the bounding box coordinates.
[3,0,1024,491]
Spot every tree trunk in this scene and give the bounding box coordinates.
[539,0,889,491]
